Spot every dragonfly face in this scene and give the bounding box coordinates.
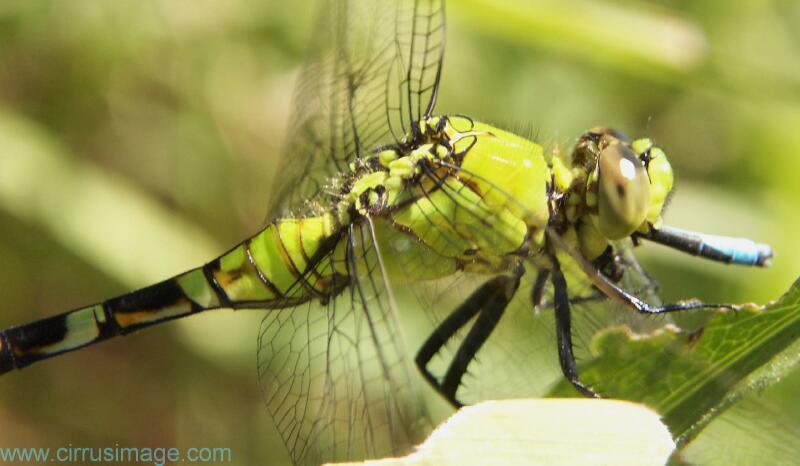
[552,127,675,261]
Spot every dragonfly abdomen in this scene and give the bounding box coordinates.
[0,270,221,374]
[0,214,345,375]
[207,214,346,307]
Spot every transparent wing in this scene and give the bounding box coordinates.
[257,220,427,466]
[269,0,445,215]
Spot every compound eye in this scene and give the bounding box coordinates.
[596,143,650,240]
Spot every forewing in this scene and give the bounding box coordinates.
[269,0,445,215]
[257,220,427,465]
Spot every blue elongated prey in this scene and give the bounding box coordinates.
[0,1,774,465]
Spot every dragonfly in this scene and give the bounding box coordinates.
[0,0,776,464]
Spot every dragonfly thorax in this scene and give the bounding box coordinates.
[327,116,554,279]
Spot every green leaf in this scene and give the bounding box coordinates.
[547,277,800,448]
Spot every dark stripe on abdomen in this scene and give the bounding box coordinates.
[105,277,202,334]
[0,266,221,373]
[0,331,13,374]
[0,305,107,370]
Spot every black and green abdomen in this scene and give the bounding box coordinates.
[0,214,344,374]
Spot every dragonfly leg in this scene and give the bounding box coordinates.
[530,268,550,309]
[547,228,748,315]
[583,259,751,315]
[415,268,523,408]
[416,288,487,407]
[550,254,601,398]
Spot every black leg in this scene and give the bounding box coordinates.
[550,254,600,398]
[439,278,520,405]
[416,268,523,408]
[415,288,488,397]
[582,259,754,315]
[536,288,606,311]
[546,228,756,316]
[530,269,550,308]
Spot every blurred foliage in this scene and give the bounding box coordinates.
[0,0,798,465]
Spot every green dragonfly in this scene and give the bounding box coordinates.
[0,0,776,464]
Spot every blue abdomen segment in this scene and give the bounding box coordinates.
[697,232,773,266]
[643,226,773,267]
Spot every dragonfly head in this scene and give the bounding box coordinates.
[573,128,772,268]
[568,128,673,253]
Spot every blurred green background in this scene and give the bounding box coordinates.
[0,0,798,464]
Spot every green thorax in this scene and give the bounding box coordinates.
[336,115,552,280]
